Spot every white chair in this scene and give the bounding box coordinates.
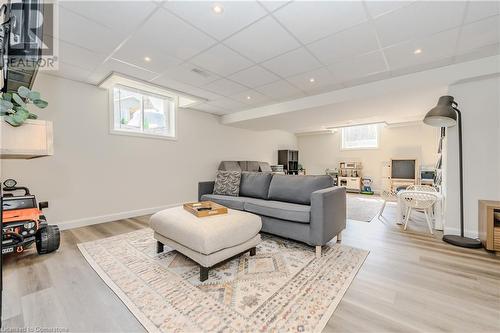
[406,185,437,192]
[378,189,398,221]
[400,191,438,234]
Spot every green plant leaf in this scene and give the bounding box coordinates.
[28,113,38,119]
[4,114,24,127]
[12,93,26,107]
[17,86,31,98]
[2,93,12,102]
[28,91,40,101]
[0,111,8,116]
[33,99,48,108]
[0,100,13,111]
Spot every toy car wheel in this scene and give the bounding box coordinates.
[36,225,60,255]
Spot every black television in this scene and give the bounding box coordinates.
[391,159,416,180]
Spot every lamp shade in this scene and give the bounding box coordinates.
[423,95,457,128]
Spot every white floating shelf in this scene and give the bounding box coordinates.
[0,117,54,159]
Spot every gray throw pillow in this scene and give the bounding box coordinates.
[213,171,241,197]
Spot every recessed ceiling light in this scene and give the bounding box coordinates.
[246,96,251,100]
[212,4,224,14]
[144,56,151,62]
[309,78,315,83]
[414,48,422,55]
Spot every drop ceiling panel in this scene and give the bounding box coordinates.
[208,98,247,111]
[114,8,216,68]
[364,1,415,19]
[374,1,466,47]
[457,16,500,54]
[190,44,253,76]
[464,1,500,24]
[157,63,220,87]
[258,1,290,12]
[203,78,248,96]
[254,80,305,100]
[59,1,157,37]
[228,66,280,88]
[87,58,158,85]
[48,62,93,83]
[384,28,459,70]
[58,40,107,71]
[273,1,367,44]
[231,90,271,106]
[57,6,124,54]
[164,1,268,40]
[329,51,387,82]
[307,22,379,65]
[286,67,337,92]
[224,16,300,63]
[261,47,322,78]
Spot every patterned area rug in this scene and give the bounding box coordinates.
[78,229,368,332]
[347,194,384,222]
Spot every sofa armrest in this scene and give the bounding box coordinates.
[309,186,346,245]
[198,181,215,201]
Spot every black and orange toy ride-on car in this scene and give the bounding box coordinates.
[2,179,60,255]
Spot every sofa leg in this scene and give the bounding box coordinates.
[315,245,322,259]
[156,241,164,253]
[200,266,209,282]
[249,247,256,256]
[337,230,343,242]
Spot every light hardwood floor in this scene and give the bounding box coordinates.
[2,202,500,332]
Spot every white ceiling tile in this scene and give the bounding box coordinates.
[164,1,267,40]
[57,6,124,54]
[58,40,107,71]
[273,1,367,44]
[454,43,500,64]
[465,1,500,24]
[228,66,280,88]
[193,103,227,114]
[457,16,500,54]
[254,80,305,100]
[59,1,157,37]
[364,1,415,19]
[156,63,220,87]
[203,78,248,96]
[114,8,216,71]
[286,67,337,92]
[328,51,388,82]
[231,90,271,105]
[261,47,322,78]
[258,1,291,12]
[47,61,93,83]
[307,22,379,65]
[374,1,466,47]
[87,58,159,85]
[190,44,253,76]
[384,28,459,70]
[224,16,300,62]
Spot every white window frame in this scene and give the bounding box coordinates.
[108,84,178,141]
[341,124,380,150]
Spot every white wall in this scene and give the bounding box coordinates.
[0,74,297,229]
[298,123,439,192]
[445,74,500,238]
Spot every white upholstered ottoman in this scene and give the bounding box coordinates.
[149,206,262,281]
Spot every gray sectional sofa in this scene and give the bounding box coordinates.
[198,172,346,256]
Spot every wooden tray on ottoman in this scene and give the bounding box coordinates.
[183,201,228,217]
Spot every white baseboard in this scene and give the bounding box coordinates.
[57,203,181,230]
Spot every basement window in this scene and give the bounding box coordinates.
[111,85,176,139]
[341,124,379,150]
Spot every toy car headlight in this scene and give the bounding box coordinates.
[24,222,35,229]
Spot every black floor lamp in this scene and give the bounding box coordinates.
[423,96,482,248]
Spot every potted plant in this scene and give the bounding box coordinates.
[0,86,48,126]
[0,86,53,158]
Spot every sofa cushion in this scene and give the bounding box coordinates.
[268,175,333,205]
[213,171,241,197]
[201,194,247,210]
[239,172,273,199]
[244,199,311,224]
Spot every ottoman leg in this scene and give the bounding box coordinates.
[156,241,164,254]
[249,247,256,256]
[200,266,209,282]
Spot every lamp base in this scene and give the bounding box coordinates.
[442,235,482,248]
